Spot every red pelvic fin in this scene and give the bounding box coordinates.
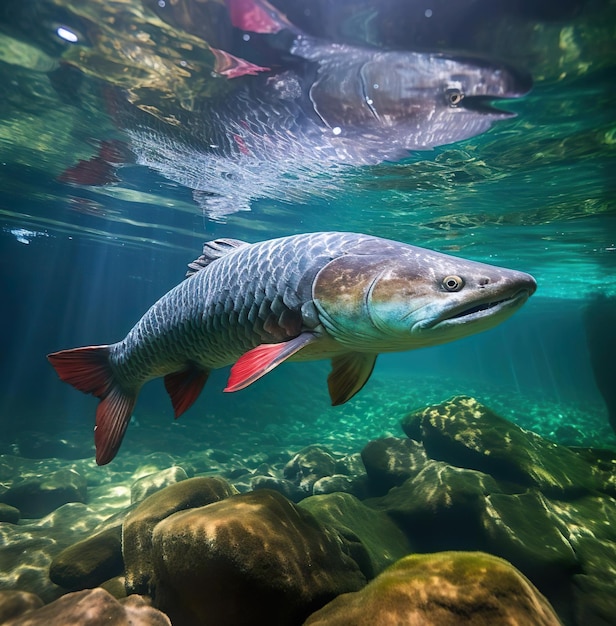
[225,332,316,392]
[164,366,210,418]
[48,345,137,465]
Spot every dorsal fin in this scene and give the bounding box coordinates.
[185,238,248,278]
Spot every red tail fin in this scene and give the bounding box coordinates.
[47,346,137,465]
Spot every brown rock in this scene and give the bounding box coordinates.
[123,475,237,595]
[151,489,366,626]
[0,590,43,623]
[304,551,562,626]
[2,588,170,625]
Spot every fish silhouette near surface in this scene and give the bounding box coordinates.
[88,0,532,219]
[48,232,536,464]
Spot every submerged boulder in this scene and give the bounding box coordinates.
[0,590,44,623]
[130,466,188,504]
[1,588,170,625]
[150,489,366,626]
[372,460,500,552]
[0,502,20,524]
[300,492,412,579]
[360,437,428,493]
[123,475,237,596]
[283,445,337,494]
[0,468,87,518]
[303,551,562,626]
[403,395,605,497]
[49,525,124,591]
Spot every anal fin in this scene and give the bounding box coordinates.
[328,352,377,406]
[164,365,210,418]
[225,332,316,392]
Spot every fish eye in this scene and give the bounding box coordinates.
[446,89,464,107]
[442,275,464,291]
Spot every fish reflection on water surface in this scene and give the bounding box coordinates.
[48,232,536,465]
[61,0,531,218]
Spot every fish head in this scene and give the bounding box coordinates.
[304,44,531,157]
[357,52,532,150]
[313,241,536,352]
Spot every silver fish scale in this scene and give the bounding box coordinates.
[109,232,372,388]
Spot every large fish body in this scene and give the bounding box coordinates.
[49,232,536,465]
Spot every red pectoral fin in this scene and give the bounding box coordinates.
[224,332,316,393]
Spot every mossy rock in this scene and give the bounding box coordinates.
[300,492,412,579]
[123,475,237,595]
[283,445,337,493]
[150,489,366,626]
[405,395,605,497]
[0,503,20,524]
[49,525,124,591]
[369,460,501,551]
[130,466,188,504]
[360,437,427,493]
[0,469,86,518]
[304,551,561,626]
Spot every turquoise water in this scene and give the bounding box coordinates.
[0,1,615,624]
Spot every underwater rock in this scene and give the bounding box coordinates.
[283,445,337,493]
[303,551,561,626]
[101,575,128,600]
[0,502,20,523]
[0,468,87,518]
[360,437,428,493]
[1,588,171,625]
[130,466,188,504]
[15,430,93,460]
[584,294,616,436]
[372,460,501,551]
[250,474,305,502]
[150,489,366,626]
[312,474,369,499]
[482,490,578,591]
[572,536,616,626]
[0,590,44,623]
[123,475,237,595]
[0,503,115,602]
[406,395,605,497]
[300,492,412,579]
[49,525,124,591]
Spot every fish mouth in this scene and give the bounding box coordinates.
[430,288,533,328]
[461,95,518,117]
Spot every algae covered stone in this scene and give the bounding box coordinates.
[406,395,603,496]
[283,445,337,493]
[150,489,366,626]
[49,525,124,591]
[0,468,87,518]
[123,475,237,595]
[372,460,500,550]
[304,551,562,626]
[130,466,189,504]
[300,492,412,579]
[360,437,428,493]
